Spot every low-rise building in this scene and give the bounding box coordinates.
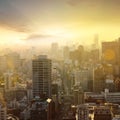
[105,92,120,104]
[94,106,113,120]
[76,105,89,120]
[112,115,120,120]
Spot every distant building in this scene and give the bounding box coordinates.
[30,102,47,120]
[73,85,84,105]
[4,72,14,91]
[112,115,120,120]
[51,84,58,95]
[32,55,52,98]
[29,97,55,120]
[74,69,90,91]
[114,77,120,92]
[0,56,7,73]
[105,91,120,104]
[93,64,114,93]
[70,45,84,64]
[93,65,105,93]
[105,74,115,92]
[63,46,70,60]
[62,116,76,120]
[51,43,59,60]
[76,105,89,120]
[118,38,120,66]
[6,52,21,71]
[0,93,7,120]
[94,106,113,120]
[84,92,105,103]
[94,34,99,48]
[0,85,5,96]
[90,49,99,64]
[0,104,7,120]
[102,41,119,64]
[26,81,33,101]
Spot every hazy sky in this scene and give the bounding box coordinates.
[0,0,120,48]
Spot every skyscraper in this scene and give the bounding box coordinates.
[32,55,52,98]
[51,43,59,60]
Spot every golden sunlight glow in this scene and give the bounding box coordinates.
[43,27,65,35]
[0,0,120,49]
[42,27,80,39]
[0,27,27,45]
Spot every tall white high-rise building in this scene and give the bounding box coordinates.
[32,55,52,98]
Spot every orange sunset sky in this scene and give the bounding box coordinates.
[0,0,120,48]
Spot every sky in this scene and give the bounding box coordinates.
[0,0,120,48]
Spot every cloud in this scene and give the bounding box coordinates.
[0,0,31,33]
[67,0,96,7]
[23,33,58,47]
[24,34,53,41]
[66,0,84,6]
[67,0,120,7]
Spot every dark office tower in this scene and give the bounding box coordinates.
[93,63,114,93]
[93,65,105,93]
[32,55,52,98]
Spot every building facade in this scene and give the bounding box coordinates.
[93,63,114,93]
[0,104,7,120]
[94,106,113,120]
[76,105,89,120]
[32,55,52,98]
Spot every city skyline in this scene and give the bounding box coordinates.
[1,1,120,119]
[0,0,120,48]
